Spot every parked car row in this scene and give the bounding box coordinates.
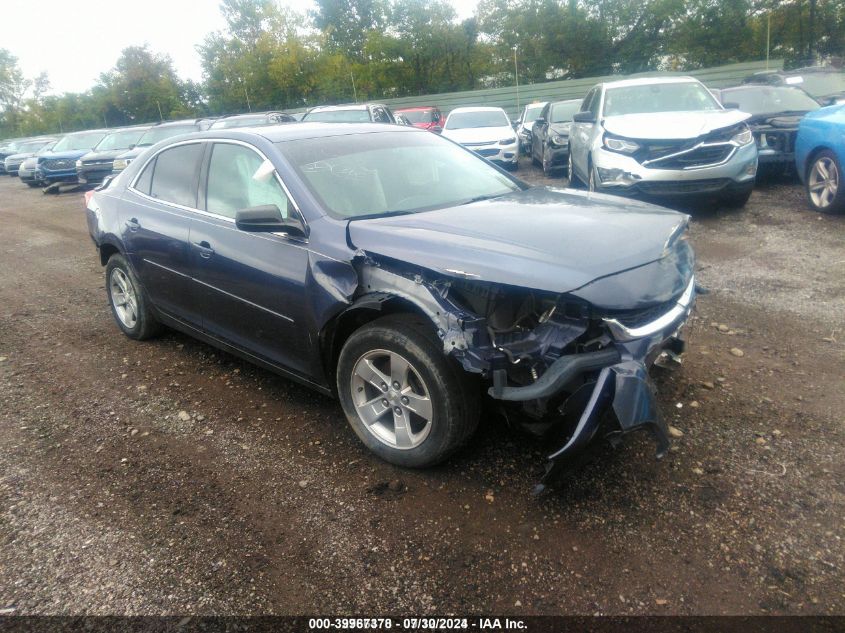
[515,68,844,212]
[4,68,844,214]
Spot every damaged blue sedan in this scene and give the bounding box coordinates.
[86,123,696,489]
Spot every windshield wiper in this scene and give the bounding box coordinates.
[459,193,508,206]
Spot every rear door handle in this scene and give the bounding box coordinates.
[194,240,215,259]
[125,218,140,232]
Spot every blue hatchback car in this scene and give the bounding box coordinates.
[86,123,697,488]
[795,104,845,214]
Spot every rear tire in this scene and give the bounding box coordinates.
[805,150,844,214]
[105,254,162,340]
[336,314,480,468]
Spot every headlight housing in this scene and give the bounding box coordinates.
[603,135,640,154]
[499,137,517,145]
[731,125,753,146]
[75,159,83,168]
[113,158,131,171]
[551,134,568,146]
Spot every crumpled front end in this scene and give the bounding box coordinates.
[488,274,696,490]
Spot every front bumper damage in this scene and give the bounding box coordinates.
[488,276,695,491]
[355,253,696,490]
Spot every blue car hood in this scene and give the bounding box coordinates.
[347,187,689,297]
[39,149,92,161]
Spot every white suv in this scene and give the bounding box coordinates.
[568,76,758,206]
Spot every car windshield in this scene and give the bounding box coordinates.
[603,82,721,116]
[277,130,523,220]
[550,101,581,123]
[95,129,147,151]
[396,109,435,124]
[210,116,268,129]
[137,125,198,147]
[303,109,371,123]
[52,132,108,152]
[16,139,53,153]
[445,110,510,129]
[787,72,845,97]
[524,104,545,122]
[722,86,820,115]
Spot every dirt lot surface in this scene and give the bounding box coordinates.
[0,161,843,616]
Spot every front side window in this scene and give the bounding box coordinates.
[277,130,523,220]
[551,101,581,123]
[524,104,545,122]
[148,143,203,208]
[580,89,596,113]
[206,143,290,219]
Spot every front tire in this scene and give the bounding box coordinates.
[568,151,581,187]
[336,314,480,468]
[587,157,599,192]
[542,145,554,177]
[105,254,162,340]
[806,150,844,214]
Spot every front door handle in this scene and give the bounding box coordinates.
[194,240,215,259]
[125,218,140,232]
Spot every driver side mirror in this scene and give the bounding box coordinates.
[573,111,596,123]
[536,116,546,124]
[235,205,307,237]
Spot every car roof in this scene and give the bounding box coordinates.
[66,128,113,136]
[170,122,421,145]
[308,104,372,112]
[448,106,507,114]
[602,76,700,89]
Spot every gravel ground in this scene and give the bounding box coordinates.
[0,160,842,616]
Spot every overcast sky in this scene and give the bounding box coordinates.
[3,0,480,95]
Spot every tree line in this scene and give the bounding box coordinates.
[1,0,843,138]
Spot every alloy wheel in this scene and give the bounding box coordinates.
[808,156,840,209]
[350,349,433,450]
[109,268,139,329]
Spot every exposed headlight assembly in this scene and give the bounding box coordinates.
[113,158,132,171]
[603,135,640,154]
[499,137,517,145]
[731,125,753,146]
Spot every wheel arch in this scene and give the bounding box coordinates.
[803,144,835,182]
[319,293,435,391]
[98,238,125,267]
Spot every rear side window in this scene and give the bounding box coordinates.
[134,158,155,195]
[206,143,290,219]
[149,143,203,208]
